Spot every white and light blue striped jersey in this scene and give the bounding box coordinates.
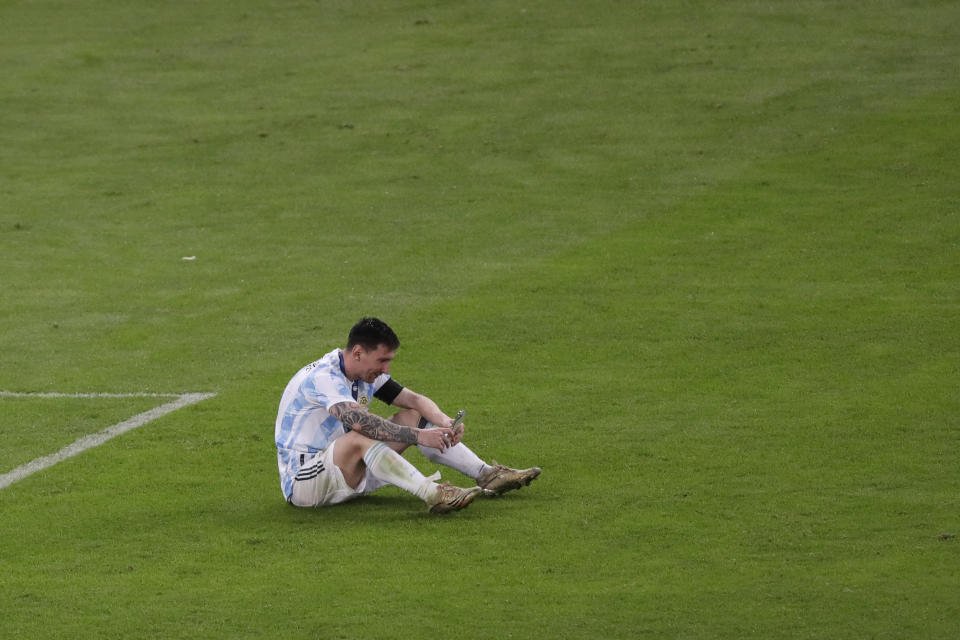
[274,348,391,500]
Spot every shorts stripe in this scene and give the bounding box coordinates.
[295,461,325,481]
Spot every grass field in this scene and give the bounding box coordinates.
[1,1,958,637]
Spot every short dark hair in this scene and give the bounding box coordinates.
[347,317,400,351]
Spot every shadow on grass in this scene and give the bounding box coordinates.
[266,491,535,526]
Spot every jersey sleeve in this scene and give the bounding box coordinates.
[301,366,356,410]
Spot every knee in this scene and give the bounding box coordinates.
[336,431,376,460]
[389,409,422,428]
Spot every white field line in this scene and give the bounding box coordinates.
[0,391,182,399]
[0,391,217,490]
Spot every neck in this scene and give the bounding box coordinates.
[339,350,359,381]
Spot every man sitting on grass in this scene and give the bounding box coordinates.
[275,317,540,514]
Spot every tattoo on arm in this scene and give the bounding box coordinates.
[330,402,418,444]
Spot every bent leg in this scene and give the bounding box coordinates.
[332,430,379,488]
[392,409,491,480]
[386,410,540,496]
[333,430,436,502]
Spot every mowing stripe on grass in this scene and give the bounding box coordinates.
[0,391,216,490]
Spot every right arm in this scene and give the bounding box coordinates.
[329,401,454,450]
[329,402,419,444]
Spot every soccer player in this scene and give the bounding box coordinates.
[275,317,541,514]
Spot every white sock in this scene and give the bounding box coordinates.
[417,439,491,480]
[363,442,437,502]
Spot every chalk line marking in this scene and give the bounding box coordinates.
[0,391,217,490]
[0,391,183,399]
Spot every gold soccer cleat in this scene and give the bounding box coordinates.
[476,461,541,496]
[428,482,485,514]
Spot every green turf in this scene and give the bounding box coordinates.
[1,0,958,637]
[0,396,166,472]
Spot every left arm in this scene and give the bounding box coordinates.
[393,388,455,429]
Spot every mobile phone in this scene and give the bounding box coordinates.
[450,410,466,436]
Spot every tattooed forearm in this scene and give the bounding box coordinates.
[330,403,418,444]
[347,411,418,444]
